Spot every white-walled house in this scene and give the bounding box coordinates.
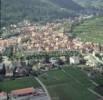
[0,92,7,100]
[69,56,80,64]
[49,57,57,65]
[3,56,13,77]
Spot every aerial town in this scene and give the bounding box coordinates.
[0,0,103,99]
[0,18,103,100]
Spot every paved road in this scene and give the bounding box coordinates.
[30,95,49,100]
[35,77,51,100]
[12,95,49,100]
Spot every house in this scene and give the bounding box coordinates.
[14,66,29,77]
[2,57,13,77]
[0,63,3,71]
[60,56,66,62]
[84,53,103,66]
[69,56,80,64]
[49,57,57,65]
[4,61,13,77]
[0,47,5,53]
[10,87,43,100]
[0,92,7,100]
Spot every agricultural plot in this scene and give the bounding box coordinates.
[39,67,99,100]
[0,76,40,92]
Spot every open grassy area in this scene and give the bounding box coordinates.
[0,76,40,92]
[73,17,103,43]
[39,66,98,100]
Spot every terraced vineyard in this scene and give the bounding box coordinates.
[73,0,103,9]
[73,17,103,43]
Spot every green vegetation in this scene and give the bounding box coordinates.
[73,17,103,43]
[25,51,80,59]
[0,77,40,92]
[1,0,83,27]
[39,66,98,100]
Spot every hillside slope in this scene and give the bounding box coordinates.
[49,0,83,11]
[1,0,83,27]
[73,0,103,9]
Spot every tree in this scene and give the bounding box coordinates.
[3,46,14,58]
[57,59,64,65]
[2,64,6,75]
[0,54,2,63]
[44,54,50,63]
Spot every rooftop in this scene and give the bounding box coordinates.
[0,92,7,96]
[11,87,35,96]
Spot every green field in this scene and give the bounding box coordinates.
[0,67,101,99]
[0,76,40,92]
[73,17,103,43]
[39,67,99,100]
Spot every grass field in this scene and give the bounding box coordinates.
[0,76,40,92]
[0,67,101,99]
[73,17,103,43]
[39,67,99,100]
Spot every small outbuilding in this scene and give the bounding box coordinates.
[69,56,80,64]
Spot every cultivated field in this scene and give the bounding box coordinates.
[39,66,99,100]
[0,76,40,92]
[0,66,102,99]
[73,17,103,43]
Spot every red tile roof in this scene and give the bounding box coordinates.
[11,87,35,96]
